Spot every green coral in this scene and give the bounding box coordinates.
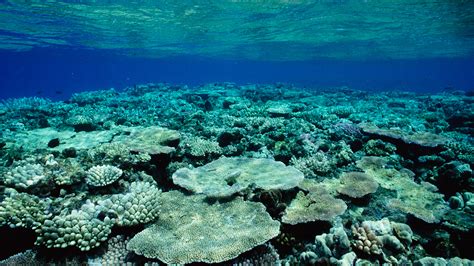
[127,191,280,264]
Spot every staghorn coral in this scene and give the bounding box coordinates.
[172,157,304,197]
[0,250,40,265]
[86,165,123,187]
[127,190,280,264]
[282,191,347,225]
[87,142,151,165]
[230,243,281,266]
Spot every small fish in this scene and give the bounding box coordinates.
[55,90,63,95]
[36,90,43,95]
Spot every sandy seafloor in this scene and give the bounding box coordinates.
[0,83,473,265]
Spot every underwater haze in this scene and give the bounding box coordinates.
[1,1,474,265]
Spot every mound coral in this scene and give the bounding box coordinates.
[3,163,47,190]
[96,181,161,226]
[35,200,115,251]
[0,188,51,228]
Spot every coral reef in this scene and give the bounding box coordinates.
[0,83,473,264]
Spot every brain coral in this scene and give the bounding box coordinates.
[172,157,304,197]
[86,165,123,187]
[127,191,280,264]
[337,172,379,198]
[282,191,347,225]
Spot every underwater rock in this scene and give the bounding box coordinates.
[126,191,280,264]
[435,161,472,196]
[217,130,244,147]
[172,157,304,197]
[447,112,474,132]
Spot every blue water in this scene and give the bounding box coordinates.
[1,48,473,100]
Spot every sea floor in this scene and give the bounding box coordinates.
[0,83,473,265]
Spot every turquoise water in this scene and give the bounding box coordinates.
[0,1,473,265]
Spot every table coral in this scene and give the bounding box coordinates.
[337,171,379,198]
[172,157,304,197]
[126,191,280,264]
[282,191,347,224]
